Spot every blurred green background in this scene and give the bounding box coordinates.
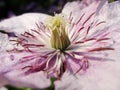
[0,0,117,90]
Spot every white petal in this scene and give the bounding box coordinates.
[0,13,50,34]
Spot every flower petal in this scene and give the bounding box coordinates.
[79,60,120,90]
[62,0,100,21]
[95,1,120,28]
[0,33,15,52]
[107,1,120,25]
[0,52,31,74]
[0,52,51,88]
[82,0,101,6]
[55,44,120,90]
[4,71,50,89]
[54,72,83,90]
[0,76,8,87]
[0,33,8,52]
[55,15,120,90]
[62,0,101,17]
[55,58,120,90]
[0,13,50,34]
[62,1,84,16]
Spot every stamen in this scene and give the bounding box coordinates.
[48,14,70,51]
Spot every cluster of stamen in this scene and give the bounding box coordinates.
[49,14,70,51]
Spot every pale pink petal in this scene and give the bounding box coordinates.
[4,71,50,89]
[0,13,50,34]
[77,59,120,90]
[0,76,8,87]
[54,72,83,90]
[55,33,120,90]
[62,0,101,17]
[82,0,101,6]
[95,1,120,28]
[0,33,8,52]
[62,1,84,16]
[0,52,51,88]
[55,4,120,89]
[55,57,120,90]
[0,52,30,74]
[0,33,15,52]
[107,1,120,25]
[62,1,101,25]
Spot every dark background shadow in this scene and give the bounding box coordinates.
[0,0,77,19]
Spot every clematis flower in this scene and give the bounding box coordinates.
[0,0,120,90]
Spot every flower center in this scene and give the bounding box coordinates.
[48,14,70,51]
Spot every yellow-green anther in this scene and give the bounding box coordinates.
[49,14,70,51]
